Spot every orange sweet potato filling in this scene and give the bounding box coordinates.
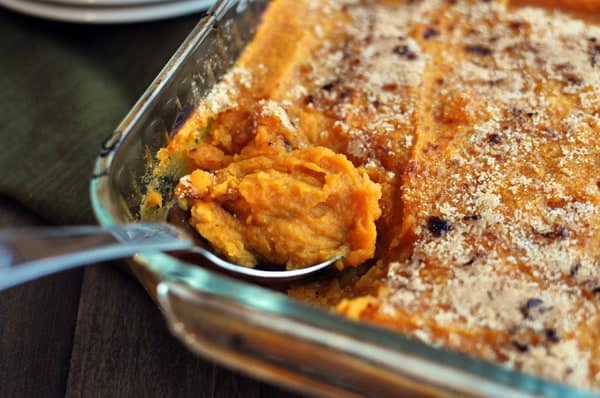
[175,145,381,269]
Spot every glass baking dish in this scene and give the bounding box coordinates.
[89,1,599,396]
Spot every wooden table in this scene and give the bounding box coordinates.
[0,6,303,398]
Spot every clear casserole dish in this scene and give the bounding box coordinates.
[90,1,598,396]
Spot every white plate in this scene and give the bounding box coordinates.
[39,0,166,6]
[0,0,214,23]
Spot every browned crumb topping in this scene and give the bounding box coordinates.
[157,0,600,390]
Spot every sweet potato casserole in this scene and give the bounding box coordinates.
[145,0,600,389]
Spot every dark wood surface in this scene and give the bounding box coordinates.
[0,196,304,397]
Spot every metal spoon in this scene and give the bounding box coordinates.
[0,223,340,291]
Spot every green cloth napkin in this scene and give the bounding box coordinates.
[0,10,201,225]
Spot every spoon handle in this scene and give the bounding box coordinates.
[0,224,191,291]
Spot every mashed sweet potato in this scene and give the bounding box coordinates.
[175,146,381,270]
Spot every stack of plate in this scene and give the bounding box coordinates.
[0,0,214,23]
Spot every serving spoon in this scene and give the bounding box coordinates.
[0,222,340,291]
